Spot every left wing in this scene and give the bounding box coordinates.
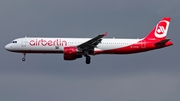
[77,32,107,52]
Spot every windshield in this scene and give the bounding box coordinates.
[12,41,17,43]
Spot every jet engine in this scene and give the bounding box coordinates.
[63,47,82,60]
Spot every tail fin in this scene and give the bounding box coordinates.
[144,17,171,41]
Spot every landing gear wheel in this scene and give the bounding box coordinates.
[22,58,25,61]
[85,56,91,64]
[22,53,26,62]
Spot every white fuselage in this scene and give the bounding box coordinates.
[5,37,142,54]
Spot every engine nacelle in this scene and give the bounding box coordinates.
[63,47,82,60]
[64,47,77,55]
[64,54,82,60]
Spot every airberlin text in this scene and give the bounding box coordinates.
[29,39,67,46]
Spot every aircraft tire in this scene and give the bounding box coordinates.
[22,58,25,61]
[85,56,91,64]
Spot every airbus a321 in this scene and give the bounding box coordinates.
[5,17,173,64]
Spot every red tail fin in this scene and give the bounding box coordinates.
[144,17,171,41]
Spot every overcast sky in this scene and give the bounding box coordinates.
[0,0,180,101]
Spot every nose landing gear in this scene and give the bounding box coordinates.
[22,58,25,61]
[22,53,26,61]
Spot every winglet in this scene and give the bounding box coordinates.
[103,32,107,36]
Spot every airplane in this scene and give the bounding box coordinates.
[5,17,173,64]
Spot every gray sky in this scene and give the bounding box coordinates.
[0,0,180,101]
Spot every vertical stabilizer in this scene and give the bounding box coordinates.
[144,17,171,41]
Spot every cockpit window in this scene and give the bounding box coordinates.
[12,41,17,43]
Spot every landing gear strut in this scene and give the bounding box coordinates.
[22,53,26,61]
[85,55,91,64]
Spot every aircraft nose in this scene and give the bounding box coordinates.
[5,44,11,51]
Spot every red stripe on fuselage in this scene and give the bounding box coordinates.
[94,40,173,54]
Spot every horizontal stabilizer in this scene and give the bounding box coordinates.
[154,39,170,46]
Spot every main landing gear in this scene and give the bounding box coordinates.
[22,53,26,61]
[84,55,91,64]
